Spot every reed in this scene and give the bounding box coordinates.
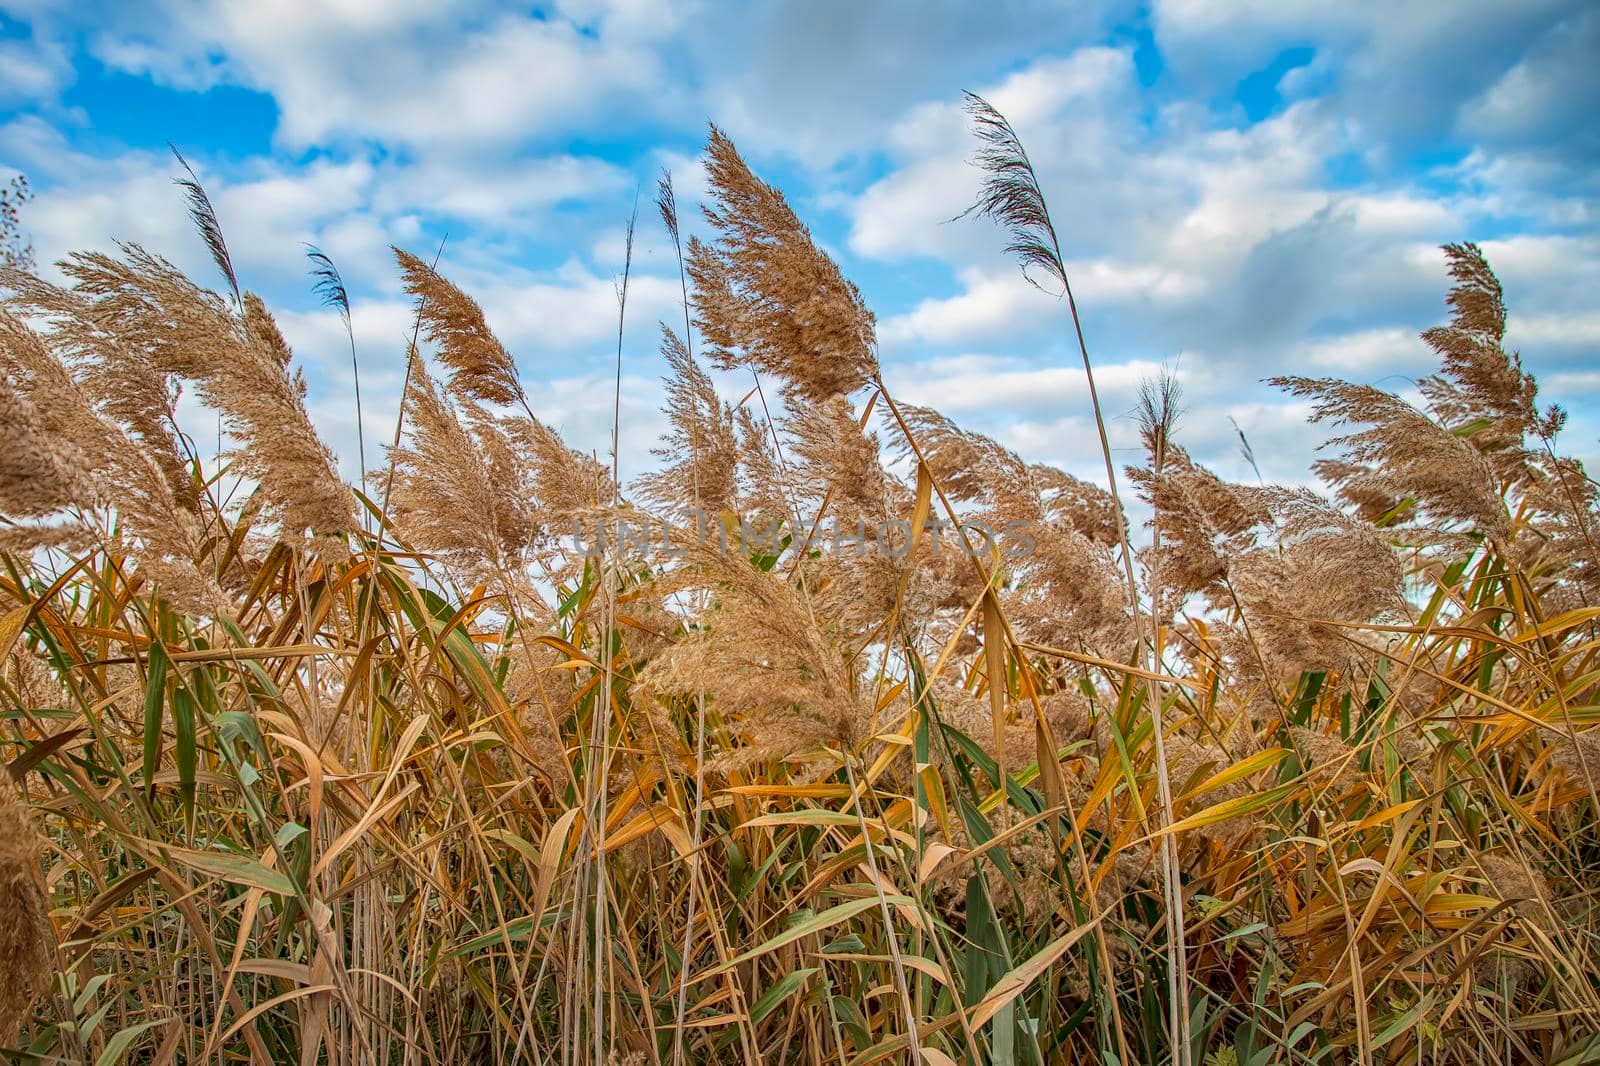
[1,125,1597,1065]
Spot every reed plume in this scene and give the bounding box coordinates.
[0,780,51,1046]
[307,245,367,494]
[639,545,871,772]
[0,374,88,523]
[501,412,616,528]
[1275,375,1511,545]
[1549,729,1600,796]
[687,126,879,403]
[787,395,889,525]
[1131,445,1266,601]
[960,93,1071,295]
[170,145,240,306]
[1419,242,1561,464]
[0,305,220,608]
[1227,488,1404,679]
[388,364,537,581]
[396,247,527,411]
[635,326,738,516]
[896,401,1131,653]
[962,93,1190,1059]
[2,266,194,509]
[50,247,354,545]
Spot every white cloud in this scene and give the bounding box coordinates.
[880,269,1047,349]
[1345,193,1456,235]
[0,28,69,103]
[1545,369,1600,395]
[0,111,650,309]
[0,122,399,290]
[1292,327,1424,373]
[270,276,683,482]
[310,212,423,291]
[371,154,630,223]
[858,57,1452,376]
[987,47,1136,126]
[276,300,419,395]
[493,270,682,352]
[849,47,1144,265]
[879,257,1203,351]
[211,157,377,280]
[273,299,429,481]
[1477,235,1600,312]
[1505,311,1600,351]
[848,155,985,263]
[85,2,676,150]
[687,2,1128,164]
[0,118,207,280]
[1460,8,1600,152]
[832,24,1596,491]
[884,352,1173,416]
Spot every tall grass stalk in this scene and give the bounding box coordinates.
[962,91,1193,1064]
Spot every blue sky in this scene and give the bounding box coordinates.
[2,0,1597,492]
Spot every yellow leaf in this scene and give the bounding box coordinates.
[699,895,915,980]
[1423,893,1499,914]
[1157,783,1299,839]
[969,919,1101,1029]
[1347,799,1424,836]
[722,783,853,799]
[605,805,691,858]
[1190,747,1289,797]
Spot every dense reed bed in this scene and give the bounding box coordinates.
[2,110,1598,1065]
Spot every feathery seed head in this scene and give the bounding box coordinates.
[0,780,51,1045]
[396,247,525,409]
[690,126,879,403]
[962,92,1067,294]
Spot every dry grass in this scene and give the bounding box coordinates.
[2,116,1599,1066]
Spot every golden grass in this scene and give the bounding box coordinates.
[1,116,1598,1065]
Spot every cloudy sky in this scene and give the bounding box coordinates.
[2,0,1597,492]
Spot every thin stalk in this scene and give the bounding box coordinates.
[589,195,637,1063]
[661,170,716,1066]
[844,756,922,1052]
[320,234,446,767]
[1063,270,1192,1066]
[962,92,1191,1063]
